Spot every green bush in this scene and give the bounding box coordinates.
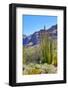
[23,63,57,75]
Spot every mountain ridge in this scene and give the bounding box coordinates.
[23,24,57,46]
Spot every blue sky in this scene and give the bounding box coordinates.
[23,15,57,36]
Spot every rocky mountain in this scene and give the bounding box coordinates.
[23,24,57,46]
[23,34,27,39]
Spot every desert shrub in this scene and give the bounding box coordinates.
[23,45,42,64]
[23,46,34,64]
[42,63,57,73]
[23,64,42,75]
[23,63,57,75]
[23,47,26,64]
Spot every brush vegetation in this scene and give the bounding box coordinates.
[23,33,57,75]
